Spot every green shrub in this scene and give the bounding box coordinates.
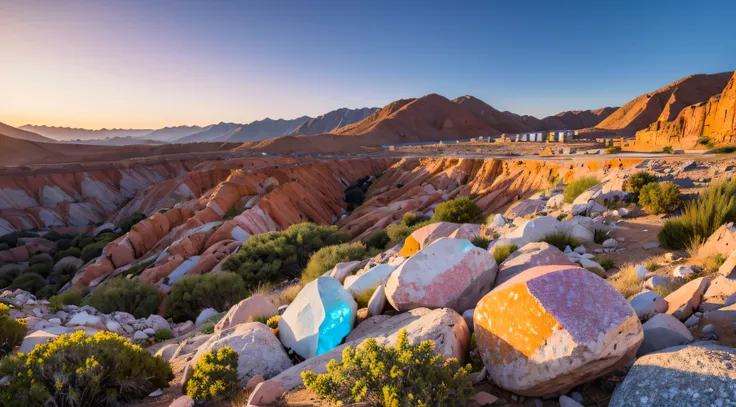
[81,241,107,263]
[563,176,599,203]
[54,247,82,262]
[35,286,55,300]
[470,236,491,249]
[606,146,621,154]
[586,266,608,278]
[56,238,73,251]
[52,256,84,276]
[119,213,146,233]
[401,213,430,228]
[0,314,26,358]
[9,273,45,294]
[659,179,736,249]
[186,346,239,402]
[624,171,657,195]
[0,265,22,288]
[24,263,52,278]
[48,289,84,312]
[599,257,615,270]
[154,328,174,341]
[705,253,727,272]
[302,242,368,283]
[223,223,348,289]
[363,230,390,250]
[29,253,54,269]
[386,223,413,245]
[711,146,736,154]
[76,237,95,249]
[593,228,611,245]
[222,205,245,221]
[0,330,173,406]
[354,286,377,309]
[431,197,484,224]
[266,315,280,329]
[302,328,473,406]
[697,136,712,146]
[492,244,518,264]
[166,272,248,323]
[663,146,674,154]
[84,278,162,319]
[639,181,681,214]
[539,232,573,251]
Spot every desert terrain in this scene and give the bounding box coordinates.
[1,70,736,407]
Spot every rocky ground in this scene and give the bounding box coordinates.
[2,154,736,406]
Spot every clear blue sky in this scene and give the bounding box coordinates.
[1,0,734,129]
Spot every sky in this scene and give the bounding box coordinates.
[1,0,735,130]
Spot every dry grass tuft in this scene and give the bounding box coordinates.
[270,283,303,307]
[354,286,378,309]
[608,263,642,300]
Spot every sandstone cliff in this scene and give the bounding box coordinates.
[634,71,736,150]
[596,72,733,134]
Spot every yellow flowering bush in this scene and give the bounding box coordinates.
[186,346,239,402]
[0,330,173,406]
[302,329,473,407]
[266,315,280,329]
[0,304,26,359]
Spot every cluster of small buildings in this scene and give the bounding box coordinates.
[469,130,578,144]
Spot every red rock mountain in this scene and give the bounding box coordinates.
[635,71,736,149]
[595,72,733,134]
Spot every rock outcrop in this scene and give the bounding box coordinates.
[474,265,643,396]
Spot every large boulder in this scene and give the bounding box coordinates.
[191,322,292,386]
[664,277,710,320]
[278,276,357,359]
[474,265,643,396]
[493,216,563,248]
[326,260,363,284]
[386,238,497,312]
[260,307,469,394]
[610,342,736,407]
[344,264,396,296]
[699,222,736,259]
[700,275,736,312]
[215,295,278,333]
[494,242,574,288]
[700,303,736,347]
[638,313,693,356]
[506,199,547,218]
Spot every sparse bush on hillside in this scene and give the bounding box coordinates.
[605,146,621,154]
[593,228,611,245]
[54,247,82,262]
[363,230,390,250]
[470,236,491,249]
[119,213,146,233]
[55,238,73,251]
[9,273,45,295]
[623,171,657,195]
[639,181,681,214]
[29,253,54,269]
[81,241,107,263]
[431,197,484,224]
[705,253,727,273]
[48,289,84,312]
[659,179,736,250]
[401,213,430,228]
[354,286,378,309]
[302,328,473,406]
[492,244,518,264]
[712,146,736,154]
[608,264,642,300]
[0,265,22,288]
[52,256,84,276]
[0,330,173,407]
[302,242,369,283]
[662,146,675,154]
[563,177,599,203]
[166,272,248,323]
[223,223,348,289]
[186,346,239,402]
[84,278,162,319]
[24,263,52,278]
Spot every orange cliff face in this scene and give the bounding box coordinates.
[633,71,736,150]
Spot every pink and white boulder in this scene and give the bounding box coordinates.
[385,237,497,312]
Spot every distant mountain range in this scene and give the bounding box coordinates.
[19,125,152,141]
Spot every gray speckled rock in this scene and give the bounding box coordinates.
[610,342,736,407]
